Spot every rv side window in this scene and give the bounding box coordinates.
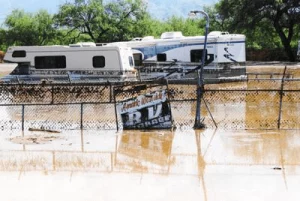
[133,53,143,66]
[93,56,105,68]
[35,56,66,69]
[129,56,134,67]
[12,50,26,58]
[190,49,207,62]
[157,53,167,62]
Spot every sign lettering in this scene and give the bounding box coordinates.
[117,89,172,129]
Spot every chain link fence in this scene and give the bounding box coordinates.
[1,72,300,130]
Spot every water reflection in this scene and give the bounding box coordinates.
[3,129,300,171]
[1,129,208,176]
[115,131,175,173]
[2,128,300,200]
[195,129,208,201]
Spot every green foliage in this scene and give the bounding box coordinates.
[203,6,226,32]
[0,28,7,51]
[54,0,104,42]
[131,14,164,38]
[55,0,149,42]
[162,16,203,36]
[139,15,204,38]
[215,0,300,61]
[4,9,57,46]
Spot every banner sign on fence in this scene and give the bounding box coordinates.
[116,89,172,129]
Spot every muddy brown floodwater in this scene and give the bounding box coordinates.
[1,64,300,201]
[0,128,300,201]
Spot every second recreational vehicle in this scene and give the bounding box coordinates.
[108,31,247,80]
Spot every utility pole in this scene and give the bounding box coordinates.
[189,10,209,129]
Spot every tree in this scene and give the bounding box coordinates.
[130,13,165,38]
[54,29,92,45]
[162,16,203,36]
[34,10,58,45]
[204,5,235,33]
[0,28,8,61]
[0,28,7,51]
[216,0,300,61]
[4,9,57,46]
[55,0,149,43]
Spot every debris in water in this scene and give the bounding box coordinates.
[272,167,282,170]
[9,134,61,145]
[29,127,61,133]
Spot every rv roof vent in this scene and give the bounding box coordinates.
[208,31,229,36]
[69,42,96,47]
[161,32,184,39]
[78,42,96,47]
[69,43,82,47]
[142,36,155,41]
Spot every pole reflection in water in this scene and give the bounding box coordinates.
[195,129,207,201]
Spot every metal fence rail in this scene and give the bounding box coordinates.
[0,77,300,130]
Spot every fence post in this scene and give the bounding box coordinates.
[113,86,119,131]
[51,85,54,104]
[109,82,113,103]
[21,104,25,131]
[80,103,84,130]
[164,79,175,129]
[277,66,287,129]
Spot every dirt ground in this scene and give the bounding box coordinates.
[0,63,17,77]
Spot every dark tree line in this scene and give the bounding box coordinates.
[212,0,300,61]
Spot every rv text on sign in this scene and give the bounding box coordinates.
[116,89,172,129]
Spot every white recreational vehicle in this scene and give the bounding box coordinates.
[109,31,246,66]
[2,43,137,83]
[107,31,246,80]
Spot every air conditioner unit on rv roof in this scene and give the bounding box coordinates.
[161,32,184,39]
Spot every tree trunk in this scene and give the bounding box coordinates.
[273,21,296,62]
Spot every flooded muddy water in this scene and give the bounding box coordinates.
[0,128,300,201]
[1,64,300,201]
